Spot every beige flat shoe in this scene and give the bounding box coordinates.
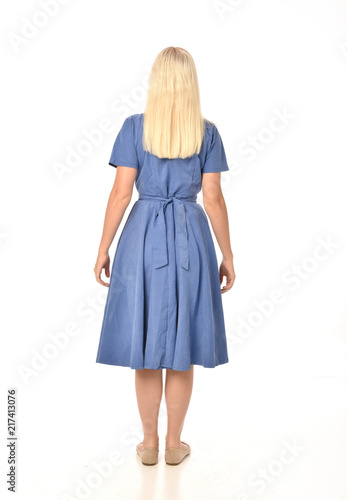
[136,442,159,465]
[165,441,191,465]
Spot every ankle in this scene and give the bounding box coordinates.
[165,436,182,448]
[143,434,159,447]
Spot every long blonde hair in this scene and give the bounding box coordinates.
[143,47,208,159]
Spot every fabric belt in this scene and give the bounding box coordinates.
[138,194,197,271]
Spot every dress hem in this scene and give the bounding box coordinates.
[95,358,229,371]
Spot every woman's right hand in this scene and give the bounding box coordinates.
[94,252,110,287]
[219,258,236,294]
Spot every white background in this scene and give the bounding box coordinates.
[1,0,347,499]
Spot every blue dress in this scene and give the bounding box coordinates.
[96,113,229,371]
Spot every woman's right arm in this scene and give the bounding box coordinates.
[201,172,235,293]
[94,167,136,286]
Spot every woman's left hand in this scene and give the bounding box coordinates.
[94,252,110,287]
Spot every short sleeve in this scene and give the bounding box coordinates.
[109,116,139,170]
[201,124,229,174]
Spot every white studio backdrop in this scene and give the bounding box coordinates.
[1,0,347,499]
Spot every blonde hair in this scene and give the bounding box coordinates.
[143,47,209,159]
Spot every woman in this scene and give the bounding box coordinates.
[94,47,235,466]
